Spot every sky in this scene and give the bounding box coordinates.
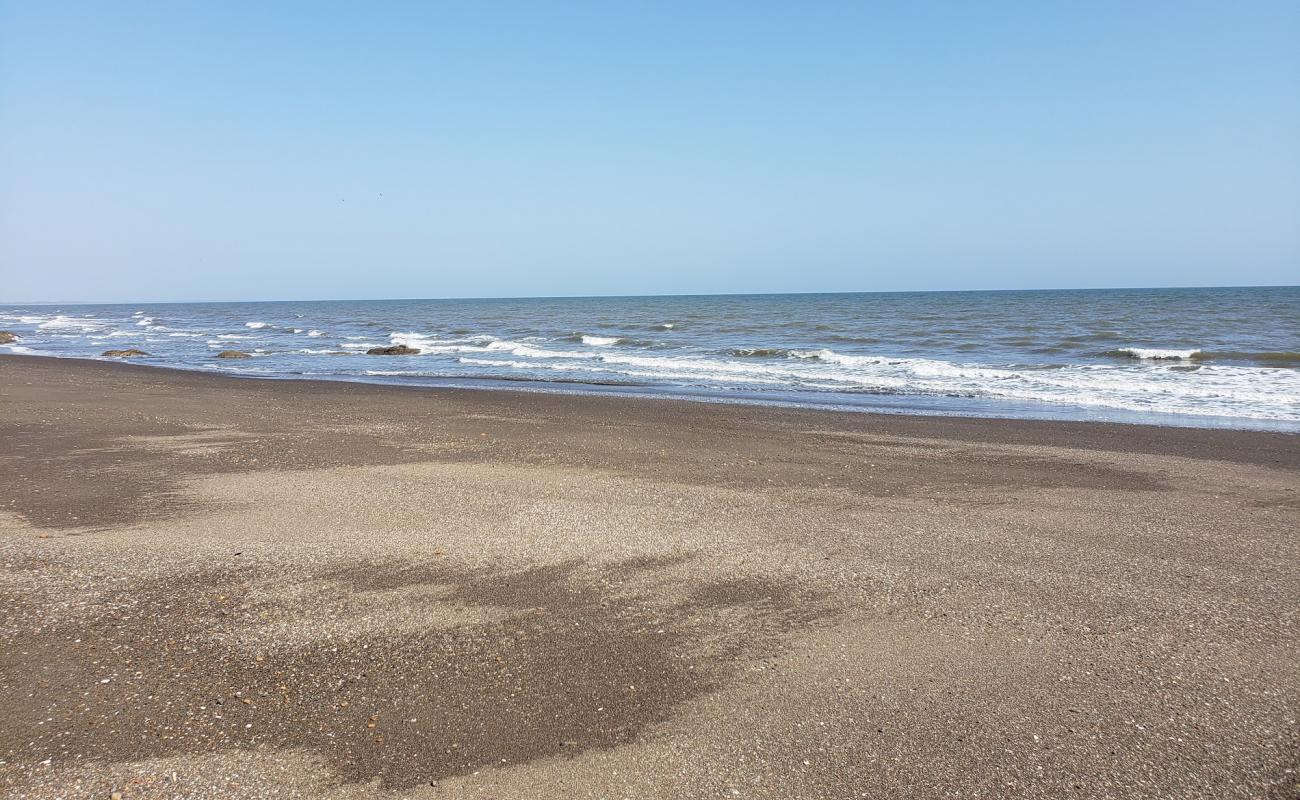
[1,1,1297,303]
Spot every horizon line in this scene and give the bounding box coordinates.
[2,282,1296,307]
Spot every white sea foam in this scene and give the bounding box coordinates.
[484,340,592,359]
[385,332,439,353]
[459,356,790,386]
[125,324,1297,422]
[207,365,275,374]
[379,333,559,357]
[460,357,588,371]
[37,315,108,333]
[454,344,1300,421]
[1114,347,1200,360]
[6,302,1294,424]
[798,349,894,367]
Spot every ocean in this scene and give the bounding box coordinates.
[3,287,1298,430]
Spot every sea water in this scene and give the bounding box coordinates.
[3,287,1298,430]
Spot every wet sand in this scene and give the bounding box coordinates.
[1,354,1297,799]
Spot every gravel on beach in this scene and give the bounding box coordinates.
[1,355,1297,799]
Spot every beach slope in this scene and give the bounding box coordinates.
[1,355,1296,799]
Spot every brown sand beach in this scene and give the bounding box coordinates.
[0,354,1296,799]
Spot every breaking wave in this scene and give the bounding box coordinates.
[3,290,1297,426]
[1103,348,1300,366]
[1107,347,1201,360]
[562,334,628,346]
[36,315,109,333]
[729,348,798,358]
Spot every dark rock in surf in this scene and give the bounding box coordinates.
[367,345,421,355]
[102,348,148,358]
[0,331,19,344]
[216,350,252,359]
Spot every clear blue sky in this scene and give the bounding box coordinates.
[1,1,1297,302]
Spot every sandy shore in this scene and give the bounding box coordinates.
[1,354,1296,799]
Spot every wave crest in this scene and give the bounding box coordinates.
[1107,347,1201,360]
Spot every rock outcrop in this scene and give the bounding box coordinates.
[366,345,421,355]
[102,348,148,357]
[0,331,19,344]
[216,350,252,359]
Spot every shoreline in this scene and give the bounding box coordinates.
[1,353,1297,798]
[5,352,1300,443]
